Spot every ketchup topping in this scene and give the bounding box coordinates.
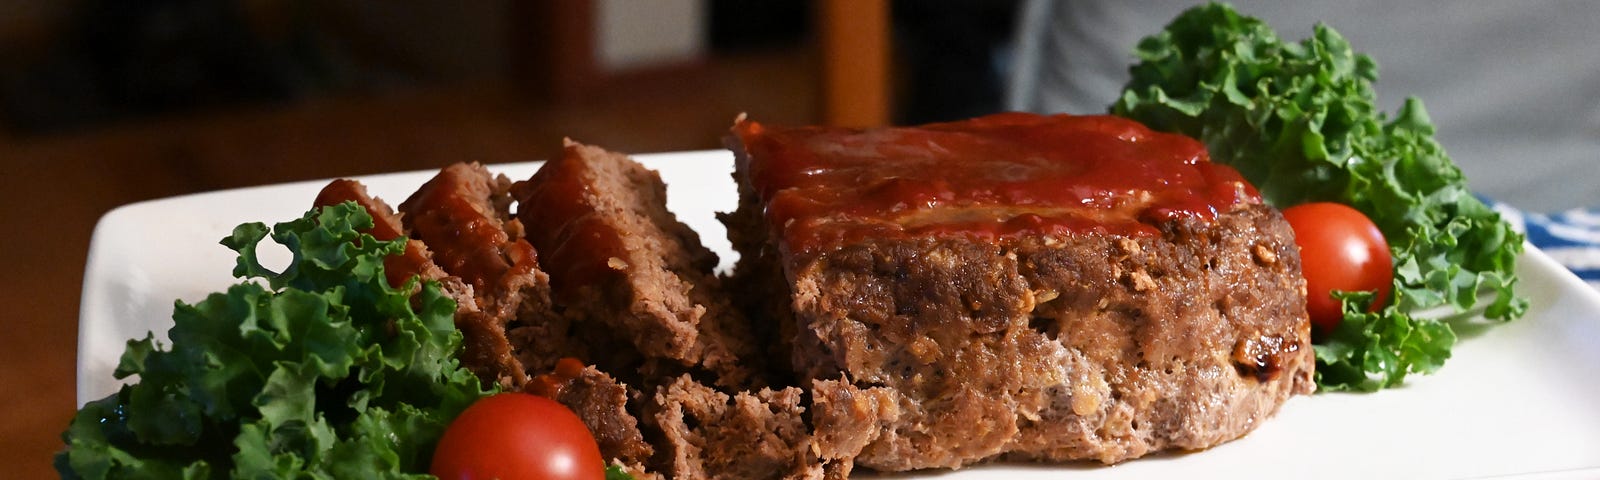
[525,357,587,399]
[314,179,434,288]
[732,113,1260,262]
[513,143,630,301]
[400,165,541,305]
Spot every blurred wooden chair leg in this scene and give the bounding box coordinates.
[817,0,890,127]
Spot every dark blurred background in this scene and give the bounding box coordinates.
[0,1,1016,477]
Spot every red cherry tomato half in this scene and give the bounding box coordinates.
[1280,202,1394,335]
[431,393,604,480]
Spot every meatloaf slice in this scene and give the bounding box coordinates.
[649,375,820,479]
[512,140,762,389]
[725,113,1316,471]
[527,358,656,477]
[314,179,453,291]
[399,163,554,389]
[312,178,498,381]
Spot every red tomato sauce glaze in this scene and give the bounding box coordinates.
[731,112,1262,262]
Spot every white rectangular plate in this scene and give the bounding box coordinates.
[79,151,1600,479]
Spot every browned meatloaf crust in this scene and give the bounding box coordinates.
[724,113,1316,471]
[511,139,763,389]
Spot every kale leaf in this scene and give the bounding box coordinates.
[58,202,489,478]
[1113,3,1527,391]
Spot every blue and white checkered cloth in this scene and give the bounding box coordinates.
[1486,199,1600,290]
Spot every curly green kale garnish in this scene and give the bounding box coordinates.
[57,202,489,479]
[1113,3,1527,391]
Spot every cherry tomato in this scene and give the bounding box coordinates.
[431,393,604,480]
[1280,202,1393,334]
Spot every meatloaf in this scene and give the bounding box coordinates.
[313,174,547,390]
[650,375,817,479]
[399,163,553,389]
[317,156,814,478]
[511,139,763,389]
[527,358,657,478]
[723,112,1316,471]
[507,141,819,478]
[313,179,451,291]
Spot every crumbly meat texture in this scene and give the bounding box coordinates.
[504,143,839,479]
[550,365,655,474]
[512,140,763,389]
[807,379,901,478]
[649,375,821,479]
[724,119,1316,471]
[399,162,554,389]
[807,208,1310,469]
[531,363,832,480]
